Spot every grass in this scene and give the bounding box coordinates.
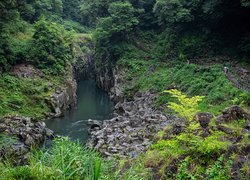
[118,47,250,115]
[0,73,65,119]
[0,137,114,180]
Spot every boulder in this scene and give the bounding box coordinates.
[87,92,181,158]
[216,106,250,124]
[194,112,213,129]
[0,116,54,164]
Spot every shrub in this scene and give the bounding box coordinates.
[205,155,233,180]
[165,89,204,119]
[30,16,73,75]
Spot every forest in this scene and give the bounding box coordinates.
[0,0,250,179]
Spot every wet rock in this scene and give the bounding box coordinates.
[88,119,102,130]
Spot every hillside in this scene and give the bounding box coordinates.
[0,0,250,179]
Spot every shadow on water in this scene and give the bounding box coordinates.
[45,80,114,143]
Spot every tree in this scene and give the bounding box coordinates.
[31,17,72,74]
[153,0,200,26]
[94,1,139,63]
[62,0,82,21]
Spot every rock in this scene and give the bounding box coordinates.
[87,92,180,158]
[88,119,102,130]
[172,123,184,135]
[244,121,250,130]
[50,78,77,117]
[45,128,54,137]
[216,106,250,124]
[194,112,213,129]
[11,64,44,79]
[217,125,233,134]
[0,116,54,164]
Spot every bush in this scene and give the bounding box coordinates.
[30,16,73,75]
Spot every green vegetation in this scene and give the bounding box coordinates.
[0,137,113,180]
[118,49,250,115]
[115,91,249,179]
[1,0,250,179]
[0,73,65,118]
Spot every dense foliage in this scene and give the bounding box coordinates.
[0,0,250,179]
[79,0,250,62]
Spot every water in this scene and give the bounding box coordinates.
[45,80,114,142]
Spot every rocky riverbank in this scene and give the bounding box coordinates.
[0,116,54,165]
[0,64,77,164]
[88,92,181,157]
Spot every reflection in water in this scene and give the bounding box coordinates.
[45,80,114,142]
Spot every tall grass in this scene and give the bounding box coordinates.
[0,137,110,180]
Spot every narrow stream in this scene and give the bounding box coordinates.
[45,80,114,142]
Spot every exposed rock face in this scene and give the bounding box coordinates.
[73,37,95,80]
[95,65,115,93]
[88,92,180,158]
[50,78,77,117]
[11,64,44,78]
[95,66,124,103]
[0,116,54,165]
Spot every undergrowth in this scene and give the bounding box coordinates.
[117,90,249,179]
[0,73,64,118]
[118,48,250,115]
[0,137,114,180]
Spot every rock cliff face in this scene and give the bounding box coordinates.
[95,66,123,102]
[95,65,114,92]
[73,37,95,80]
[50,77,77,117]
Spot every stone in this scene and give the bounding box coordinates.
[194,112,213,129]
[216,106,250,124]
[217,125,233,134]
[0,116,54,164]
[87,92,180,158]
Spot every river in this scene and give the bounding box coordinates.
[45,80,114,142]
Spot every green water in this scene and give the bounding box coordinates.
[45,80,114,142]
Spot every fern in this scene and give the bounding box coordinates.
[164,89,204,121]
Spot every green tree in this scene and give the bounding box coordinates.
[62,0,82,21]
[31,16,72,74]
[94,1,139,63]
